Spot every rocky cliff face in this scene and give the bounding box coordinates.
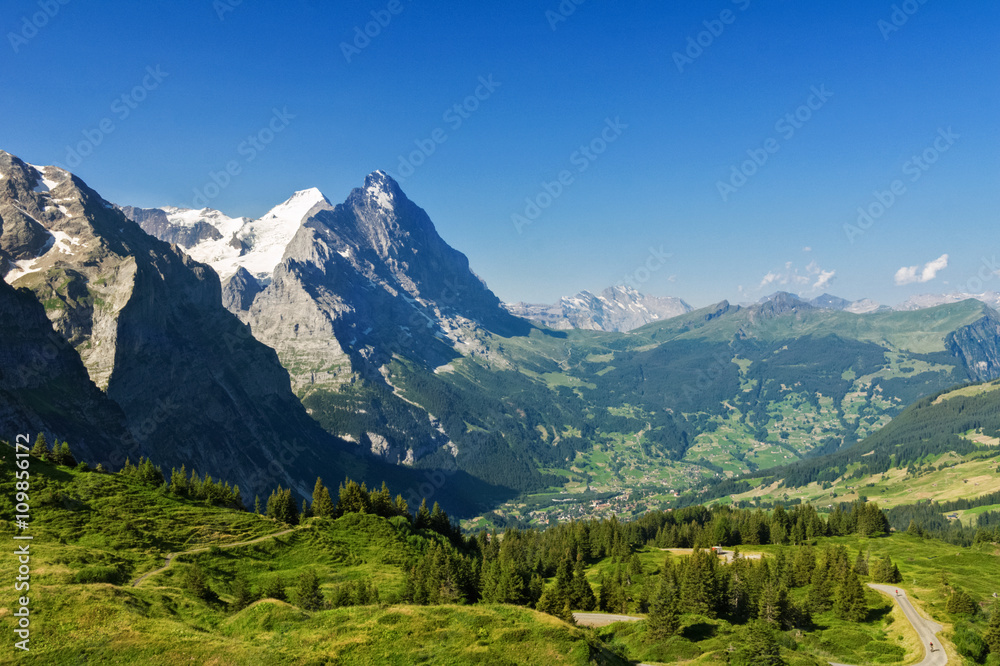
[242,171,527,464]
[0,151,350,499]
[506,285,692,333]
[0,277,130,464]
[117,204,224,248]
[946,306,1000,382]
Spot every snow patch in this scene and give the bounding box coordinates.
[155,187,329,281]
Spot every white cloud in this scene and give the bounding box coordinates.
[894,253,949,286]
[803,246,812,252]
[813,269,836,291]
[756,260,836,294]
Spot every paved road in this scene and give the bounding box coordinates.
[131,527,299,587]
[572,612,644,628]
[830,584,946,666]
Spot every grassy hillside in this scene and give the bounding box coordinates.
[5,451,1000,664]
[0,457,624,664]
[702,379,1000,515]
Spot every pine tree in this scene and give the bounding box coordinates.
[731,619,785,666]
[834,570,868,622]
[370,482,393,517]
[253,495,262,515]
[758,580,788,625]
[983,603,1000,655]
[430,502,451,535]
[58,441,76,466]
[301,499,311,519]
[647,574,680,638]
[415,499,432,530]
[261,576,286,601]
[296,569,325,611]
[311,478,335,518]
[184,564,211,601]
[853,548,869,576]
[946,588,978,616]
[570,558,597,611]
[231,572,256,611]
[335,478,371,516]
[30,433,51,461]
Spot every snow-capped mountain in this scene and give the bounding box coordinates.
[119,187,330,283]
[805,293,889,314]
[506,285,692,333]
[896,292,1000,312]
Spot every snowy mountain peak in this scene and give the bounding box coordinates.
[362,170,399,211]
[261,187,330,222]
[120,188,332,283]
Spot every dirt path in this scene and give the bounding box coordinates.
[131,527,299,587]
[830,584,946,666]
[572,612,644,628]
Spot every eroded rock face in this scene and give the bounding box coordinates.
[118,205,224,248]
[0,277,129,465]
[240,171,531,465]
[0,150,350,499]
[947,307,1000,382]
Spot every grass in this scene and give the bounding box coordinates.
[0,458,626,665]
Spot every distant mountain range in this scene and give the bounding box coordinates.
[6,147,1000,519]
[505,286,692,333]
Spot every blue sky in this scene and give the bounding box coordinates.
[2,1,998,307]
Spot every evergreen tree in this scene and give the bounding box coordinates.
[301,499,311,519]
[253,495,261,515]
[30,433,51,461]
[647,572,680,639]
[834,570,868,622]
[370,482,394,517]
[335,478,371,516]
[731,620,785,666]
[296,569,325,611]
[59,441,76,466]
[415,499,432,530]
[262,576,286,601]
[853,548,869,576]
[983,603,1000,655]
[430,502,451,535]
[570,558,597,611]
[758,580,789,625]
[184,564,211,601]
[231,572,256,611]
[311,478,335,518]
[945,588,978,616]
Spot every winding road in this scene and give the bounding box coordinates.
[130,527,299,587]
[576,583,946,665]
[830,583,946,666]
